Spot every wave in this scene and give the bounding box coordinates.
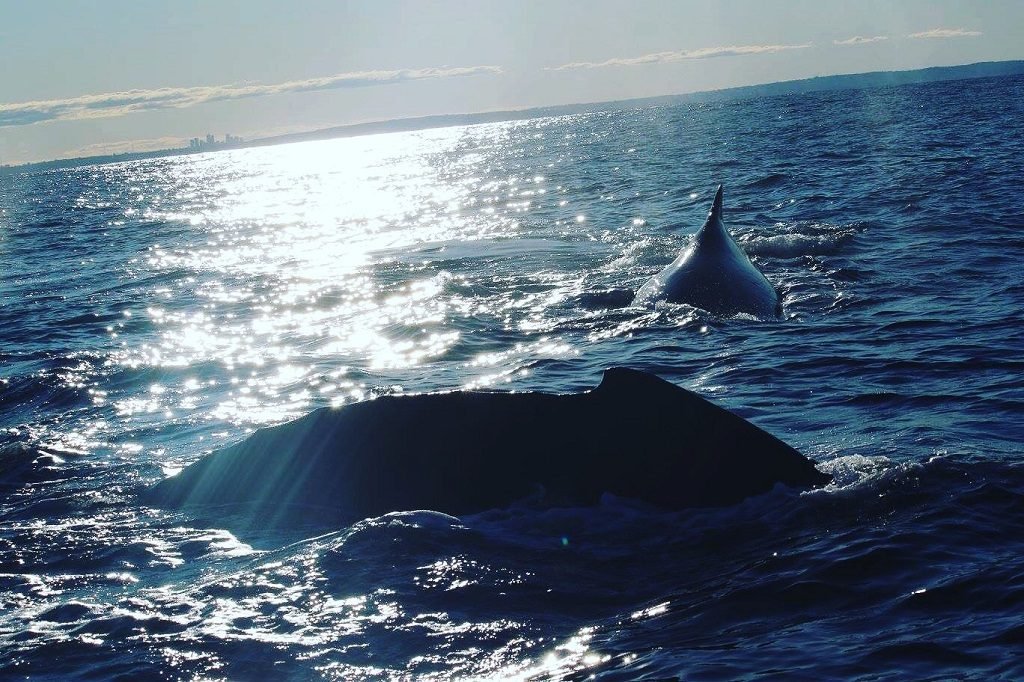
[740,225,859,258]
[746,172,789,188]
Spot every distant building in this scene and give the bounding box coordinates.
[206,133,215,145]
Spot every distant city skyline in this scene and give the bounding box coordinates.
[2,0,1021,164]
[188,132,244,151]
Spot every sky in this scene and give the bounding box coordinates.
[1,0,1021,164]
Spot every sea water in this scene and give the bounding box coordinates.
[1,74,1023,679]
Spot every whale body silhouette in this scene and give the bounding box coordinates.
[634,185,781,318]
[148,368,830,528]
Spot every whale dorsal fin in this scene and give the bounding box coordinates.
[594,367,676,395]
[693,184,728,247]
[710,184,724,222]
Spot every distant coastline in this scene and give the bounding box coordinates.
[4,59,1023,175]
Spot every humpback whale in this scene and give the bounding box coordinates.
[634,185,781,318]
[149,368,830,528]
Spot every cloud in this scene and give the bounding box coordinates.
[0,65,502,128]
[833,35,889,46]
[907,27,983,39]
[548,43,812,71]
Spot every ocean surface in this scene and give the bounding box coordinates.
[2,73,1023,680]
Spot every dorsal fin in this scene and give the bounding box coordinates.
[594,367,676,394]
[710,184,724,222]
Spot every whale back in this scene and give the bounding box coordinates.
[634,186,781,318]
[148,368,829,528]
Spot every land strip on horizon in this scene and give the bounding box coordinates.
[3,59,1022,174]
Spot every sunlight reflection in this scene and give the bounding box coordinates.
[112,128,495,427]
[631,600,669,620]
[499,625,611,681]
[95,118,603,440]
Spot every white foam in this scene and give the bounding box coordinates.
[740,225,857,258]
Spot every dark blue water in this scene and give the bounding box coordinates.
[2,74,1023,680]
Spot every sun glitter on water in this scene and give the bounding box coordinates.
[109,126,528,428]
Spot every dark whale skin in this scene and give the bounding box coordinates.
[634,185,781,319]
[149,368,830,526]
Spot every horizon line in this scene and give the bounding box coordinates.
[5,58,1023,169]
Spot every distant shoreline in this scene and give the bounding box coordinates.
[4,59,1023,175]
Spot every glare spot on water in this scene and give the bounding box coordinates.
[504,625,608,680]
[630,601,669,620]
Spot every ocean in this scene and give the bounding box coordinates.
[1,73,1023,680]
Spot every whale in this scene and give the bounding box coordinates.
[634,185,781,318]
[148,368,830,529]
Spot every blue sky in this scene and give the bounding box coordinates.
[1,0,1020,163]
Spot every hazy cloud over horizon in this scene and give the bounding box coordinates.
[64,136,188,158]
[834,36,889,46]
[0,65,502,128]
[908,28,983,39]
[549,43,812,71]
